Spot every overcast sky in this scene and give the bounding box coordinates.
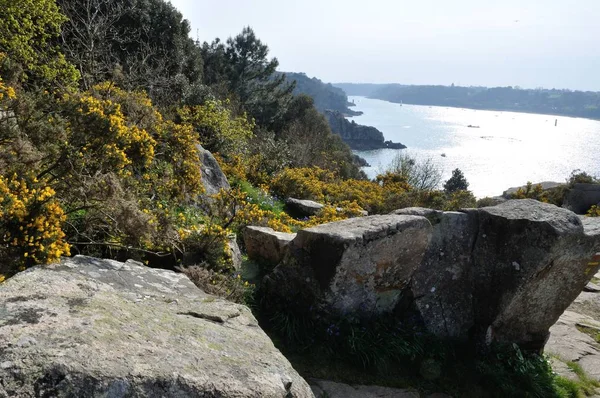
[170,0,600,91]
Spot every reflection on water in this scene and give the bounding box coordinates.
[350,96,600,198]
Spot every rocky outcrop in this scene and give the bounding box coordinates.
[285,198,325,218]
[264,200,600,351]
[0,256,312,397]
[564,183,600,214]
[264,215,432,318]
[197,144,230,195]
[244,226,296,268]
[324,110,406,150]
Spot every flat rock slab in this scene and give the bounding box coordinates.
[0,256,312,398]
[244,226,296,268]
[547,268,600,387]
[285,198,325,218]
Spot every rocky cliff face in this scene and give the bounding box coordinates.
[0,256,312,398]
[324,110,406,150]
[260,200,600,352]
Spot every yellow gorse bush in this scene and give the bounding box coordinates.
[0,78,16,101]
[74,93,156,173]
[0,174,70,267]
[270,167,412,214]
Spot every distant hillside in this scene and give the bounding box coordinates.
[333,83,390,97]
[335,83,600,120]
[284,73,361,116]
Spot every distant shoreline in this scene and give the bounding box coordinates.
[348,95,600,122]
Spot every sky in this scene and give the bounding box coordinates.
[170,0,600,91]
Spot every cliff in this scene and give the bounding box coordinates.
[324,110,406,150]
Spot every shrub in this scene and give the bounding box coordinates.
[568,169,599,187]
[0,174,70,274]
[388,152,442,191]
[587,205,600,217]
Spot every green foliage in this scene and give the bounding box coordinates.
[284,72,359,115]
[260,305,574,397]
[444,168,469,193]
[201,27,295,131]
[587,205,600,217]
[178,100,255,156]
[568,170,599,187]
[57,0,204,105]
[0,0,79,88]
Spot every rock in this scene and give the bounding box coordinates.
[197,144,230,195]
[564,183,600,214]
[263,200,600,352]
[285,198,325,218]
[324,110,406,150]
[395,208,477,339]
[244,226,296,268]
[227,234,243,270]
[501,181,564,199]
[264,215,432,317]
[309,379,419,398]
[469,200,600,350]
[0,256,312,397]
[585,281,600,293]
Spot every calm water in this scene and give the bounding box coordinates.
[349,96,600,198]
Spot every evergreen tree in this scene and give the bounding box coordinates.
[444,168,469,193]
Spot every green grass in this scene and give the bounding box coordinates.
[237,180,285,214]
[575,324,600,344]
[255,307,580,398]
[566,361,600,396]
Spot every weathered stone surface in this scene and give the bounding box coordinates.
[285,198,325,218]
[197,144,230,195]
[0,256,312,398]
[264,215,432,317]
[309,379,419,398]
[263,200,600,352]
[502,181,564,199]
[244,226,296,267]
[395,208,477,339]
[565,183,600,214]
[472,200,600,349]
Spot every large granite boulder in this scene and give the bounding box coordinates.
[244,226,296,268]
[403,200,600,350]
[0,256,312,397]
[263,200,600,352]
[564,183,600,214]
[197,144,230,195]
[264,215,432,317]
